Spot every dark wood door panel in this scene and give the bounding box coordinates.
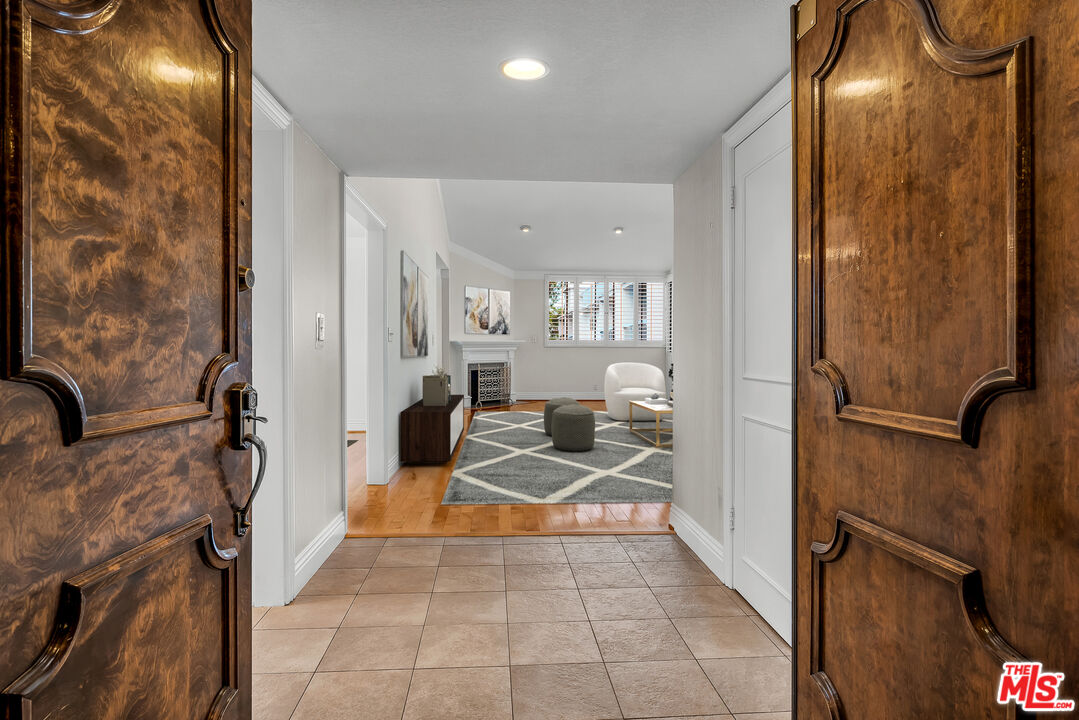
[809,512,1022,719]
[1,516,238,719]
[4,0,240,444]
[795,0,1079,716]
[809,0,1031,446]
[0,0,253,717]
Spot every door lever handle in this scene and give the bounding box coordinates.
[226,383,269,537]
[235,432,267,537]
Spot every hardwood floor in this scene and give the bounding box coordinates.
[346,400,672,537]
[346,431,366,488]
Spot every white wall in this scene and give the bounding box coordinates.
[345,215,368,431]
[446,249,515,390]
[447,250,666,399]
[448,249,516,344]
[513,278,665,398]
[347,177,452,470]
[671,134,725,543]
[291,125,346,560]
[252,112,289,607]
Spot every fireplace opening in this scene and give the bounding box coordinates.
[468,361,511,408]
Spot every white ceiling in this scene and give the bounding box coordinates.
[439,180,672,274]
[253,0,792,183]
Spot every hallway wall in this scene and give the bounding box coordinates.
[252,104,289,607]
[671,133,725,551]
[346,177,452,473]
[291,126,346,562]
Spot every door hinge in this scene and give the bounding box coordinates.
[796,0,817,40]
[730,185,736,210]
[729,507,735,532]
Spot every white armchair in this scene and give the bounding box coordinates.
[604,363,667,421]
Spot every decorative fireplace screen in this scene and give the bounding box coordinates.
[469,362,511,407]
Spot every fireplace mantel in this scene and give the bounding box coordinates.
[451,340,526,406]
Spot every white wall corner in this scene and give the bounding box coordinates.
[293,511,346,594]
[670,504,728,585]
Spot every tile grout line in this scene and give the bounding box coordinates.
[570,549,628,720]
[399,554,434,720]
[586,602,628,719]
[504,555,514,720]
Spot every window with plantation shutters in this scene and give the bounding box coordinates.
[608,281,636,341]
[547,279,575,342]
[577,280,607,342]
[638,281,665,342]
[545,275,665,347]
[665,279,673,357]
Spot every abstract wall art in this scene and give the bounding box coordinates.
[465,286,510,335]
[489,289,511,335]
[401,251,429,357]
[464,285,489,334]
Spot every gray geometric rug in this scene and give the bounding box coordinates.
[442,410,672,505]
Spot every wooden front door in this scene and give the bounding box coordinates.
[0,0,253,718]
[794,0,1078,717]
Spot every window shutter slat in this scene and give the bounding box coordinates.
[547,280,575,341]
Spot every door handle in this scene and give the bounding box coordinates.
[227,383,269,537]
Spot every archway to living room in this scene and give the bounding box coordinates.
[343,179,675,538]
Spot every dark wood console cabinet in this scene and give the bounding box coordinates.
[399,394,465,465]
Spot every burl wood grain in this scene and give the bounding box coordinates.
[810,0,1031,445]
[0,0,253,717]
[3,516,239,718]
[795,0,1079,718]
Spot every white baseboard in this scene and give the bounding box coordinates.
[669,504,727,585]
[514,391,605,401]
[293,512,346,595]
[386,453,400,478]
[347,420,367,432]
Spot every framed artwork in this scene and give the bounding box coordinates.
[465,285,511,335]
[401,251,429,357]
[464,285,489,334]
[488,289,511,335]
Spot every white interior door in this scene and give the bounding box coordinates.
[732,102,793,643]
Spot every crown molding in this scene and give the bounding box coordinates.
[252,76,291,130]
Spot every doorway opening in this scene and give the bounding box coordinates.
[344,211,369,490]
[343,183,389,535]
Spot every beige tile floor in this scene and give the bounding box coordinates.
[253,534,792,720]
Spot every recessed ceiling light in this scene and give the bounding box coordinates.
[501,58,549,81]
[613,227,624,235]
[520,225,531,233]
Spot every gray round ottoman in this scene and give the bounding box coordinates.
[551,403,595,452]
[544,397,579,436]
